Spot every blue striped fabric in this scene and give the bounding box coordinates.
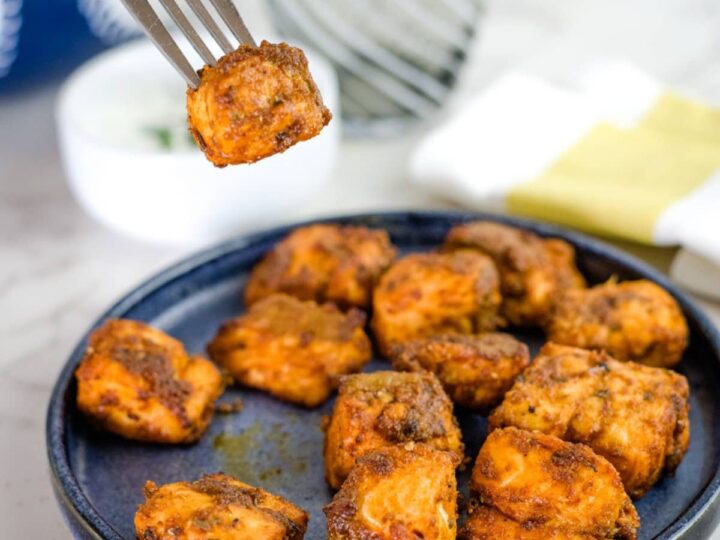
[0,0,136,94]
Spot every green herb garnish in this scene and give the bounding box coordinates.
[144,126,173,150]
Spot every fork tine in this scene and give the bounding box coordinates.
[185,0,234,54]
[120,0,200,87]
[208,0,257,47]
[159,0,217,66]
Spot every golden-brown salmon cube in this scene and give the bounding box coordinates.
[245,224,396,309]
[461,427,639,540]
[207,294,371,407]
[489,343,690,498]
[135,473,308,540]
[371,251,502,356]
[461,506,591,540]
[546,279,688,367]
[324,370,464,489]
[390,332,530,410]
[445,221,585,326]
[187,41,331,167]
[324,444,458,540]
[75,319,224,444]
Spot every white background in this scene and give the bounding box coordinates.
[1,0,720,537]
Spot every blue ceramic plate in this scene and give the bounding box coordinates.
[47,211,720,539]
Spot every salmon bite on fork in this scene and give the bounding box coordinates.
[120,0,331,166]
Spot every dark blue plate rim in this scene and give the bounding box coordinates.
[46,210,720,540]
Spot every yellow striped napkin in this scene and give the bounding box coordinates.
[410,63,720,297]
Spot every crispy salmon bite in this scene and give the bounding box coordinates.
[390,332,530,410]
[207,293,371,407]
[324,444,458,540]
[546,279,689,367]
[74,319,224,444]
[245,224,396,309]
[323,370,464,490]
[371,251,502,356]
[187,41,332,167]
[489,343,690,498]
[444,221,585,326]
[461,427,639,540]
[135,473,308,540]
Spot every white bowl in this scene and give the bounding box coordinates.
[56,38,339,244]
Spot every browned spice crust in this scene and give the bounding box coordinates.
[135,473,308,540]
[187,41,331,167]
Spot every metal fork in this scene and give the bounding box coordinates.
[120,0,256,88]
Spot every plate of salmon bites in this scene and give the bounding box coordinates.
[47,212,720,540]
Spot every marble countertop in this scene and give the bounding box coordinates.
[2,0,720,538]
